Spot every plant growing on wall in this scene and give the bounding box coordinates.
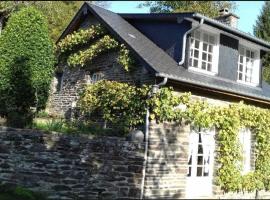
[78,80,270,193]
[56,24,136,72]
[0,7,55,127]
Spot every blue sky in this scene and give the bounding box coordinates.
[107,1,264,35]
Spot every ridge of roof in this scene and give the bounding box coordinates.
[120,12,270,49]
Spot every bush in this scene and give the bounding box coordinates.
[0,6,55,127]
[78,80,149,132]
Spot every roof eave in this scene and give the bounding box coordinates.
[156,72,270,105]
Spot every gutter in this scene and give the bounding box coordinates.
[140,77,168,200]
[178,18,204,65]
[155,72,270,106]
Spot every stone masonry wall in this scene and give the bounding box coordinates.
[146,121,190,199]
[0,128,144,200]
[47,51,155,118]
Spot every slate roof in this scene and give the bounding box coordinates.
[62,2,270,104]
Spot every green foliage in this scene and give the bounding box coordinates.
[0,1,84,41]
[56,24,107,54]
[0,184,47,200]
[32,118,122,136]
[254,2,270,83]
[0,7,54,127]
[67,35,119,67]
[78,80,149,130]
[262,52,270,84]
[57,25,135,71]
[254,1,270,41]
[139,1,236,18]
[77,80,270,192]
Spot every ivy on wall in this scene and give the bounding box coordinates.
[56,21,270,193]
[56,24,135,71]
[78,80,270,193]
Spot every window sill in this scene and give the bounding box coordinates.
[237,80,260,88]
[188,67,218,76]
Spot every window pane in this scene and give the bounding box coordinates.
[251,51,254,59]
[197,167,203,176]
[209,45,213,53]
[240,56,243,63]
[188,155,192,165]
[208,55,212,62]
[203,43,208,51]
[194,59,198,67]
[203,170,209,176]
[238,73,243,80]
[246,50,251,57]
[239,64,243,72]
[202,52,207,61]
[202,62,206,70]
[194,50,199,58]
[197,156,203,165]
[198,145,203,154]
[187,167,191,177]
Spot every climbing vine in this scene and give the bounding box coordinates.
[78,80,270,193]
[56,24,135,71]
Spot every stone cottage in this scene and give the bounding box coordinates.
[48,2,270,199]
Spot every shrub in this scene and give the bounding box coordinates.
[78,80,149,132]
[0,6,55,127]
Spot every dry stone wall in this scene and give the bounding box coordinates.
[0,127,144,200]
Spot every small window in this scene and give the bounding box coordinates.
[56,72,63,92]
[85,72,103,84]
[238,128,251,174]
[237,45,260,86]
[189,30,219,75]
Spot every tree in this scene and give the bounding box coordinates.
[0,1,110,42]
[254,1,270,41]
[0,7,55,127]
[254,1,270,83]
[139,1,236,18]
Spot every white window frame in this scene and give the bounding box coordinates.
[186,126,215,198]
[237,41,261,87]
[188,27,220,76]
[85,72,103,84]
[238,128,251,174]
[187,126,215,178]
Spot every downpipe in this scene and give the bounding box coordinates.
[178,18,204,66]
[140,77,168,200]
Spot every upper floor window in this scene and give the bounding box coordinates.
[237,45,260,86]
[189,30,219,75]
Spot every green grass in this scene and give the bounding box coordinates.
[32,118,125,136]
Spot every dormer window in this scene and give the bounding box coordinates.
[237,45,260,86]
[188,30,219,75]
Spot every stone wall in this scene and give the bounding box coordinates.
[145,121,189,199]
[0,128,144,200]
[47,51,155,118]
